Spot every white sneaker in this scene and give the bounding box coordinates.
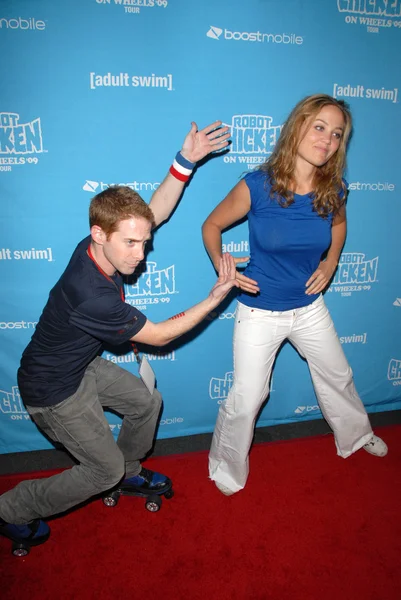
[214,481,236,496]
[363,434,388,457]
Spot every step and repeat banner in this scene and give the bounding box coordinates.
[1,0,401,453]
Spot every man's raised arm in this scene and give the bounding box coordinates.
[149,121,230,228]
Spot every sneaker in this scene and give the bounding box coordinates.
[121,467,171,495]
[214,481,236,496]
[363,434,388,457]
[0,518,50,546]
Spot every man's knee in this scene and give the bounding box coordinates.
[122,386,162,420]
[96,452,125,490]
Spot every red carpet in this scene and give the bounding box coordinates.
[1,426,401,600]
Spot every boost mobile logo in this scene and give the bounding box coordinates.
[0,386,28,418]
[83,180,99,192]
[393,298,401,307]
[207,26,222,39]
[206,311,236,322]
[206,25,303,44]
[0,113,44,155]
[83,180,160,193]
[109,424,122,432]
[160,417,184,425]
[0,321,37,330]
[388,359,401,385]
[295,405,320,414]
[209,371,234,402]
[0,17,45,30]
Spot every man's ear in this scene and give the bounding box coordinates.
[90,225,106,245]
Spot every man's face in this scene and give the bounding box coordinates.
[102,217,152,275]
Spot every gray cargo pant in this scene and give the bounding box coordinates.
[0,356,162,524]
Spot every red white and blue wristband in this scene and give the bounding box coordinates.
[169,151,195,182]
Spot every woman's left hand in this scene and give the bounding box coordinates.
[305,260,337,295]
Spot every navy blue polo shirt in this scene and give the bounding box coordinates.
[18,236,147,407]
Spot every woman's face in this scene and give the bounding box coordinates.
[296,104,345,169]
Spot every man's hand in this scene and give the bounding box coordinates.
[181,120,230,164]
[209,253,240,303]
[305,260,337,295]
[214,255,259,294]
[233,256,259,294]
[131,254,240,347]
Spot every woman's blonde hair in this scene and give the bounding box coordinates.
[260,94,352,216]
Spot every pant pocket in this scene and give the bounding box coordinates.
[28,408,60,444]
[81,401,111,439]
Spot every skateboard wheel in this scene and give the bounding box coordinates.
[145,495,162,512]
[164,489,174,500]
[103,491,120,507]
[12,542,30,557]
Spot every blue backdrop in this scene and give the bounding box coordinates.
[1,0,400,453]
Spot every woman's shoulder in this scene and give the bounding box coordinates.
[241,168,274,211]
[243,168,269,182]
[243,169,271,192]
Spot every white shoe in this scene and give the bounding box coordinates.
[214,481,236,496]
[363,434,388,457]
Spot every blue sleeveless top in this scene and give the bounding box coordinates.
[238,170,343,311]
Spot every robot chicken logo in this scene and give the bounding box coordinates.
[327,252,379,296]
[0,386,30,420]
[209,372,275,402]
[124,261,177,311]
[209,371,234,404]
[337,0,401,34]
[222,114,282,169]
[388,359,401,386]
[0,112,45,170]
[0,112,44,154]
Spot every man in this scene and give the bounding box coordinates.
[0,121,235,551]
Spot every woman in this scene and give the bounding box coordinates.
[202,94,387,496]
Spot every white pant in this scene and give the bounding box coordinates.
[209,296,373,493]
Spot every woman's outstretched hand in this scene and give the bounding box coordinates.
[215,255,259,294]
[209,253,240,303]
